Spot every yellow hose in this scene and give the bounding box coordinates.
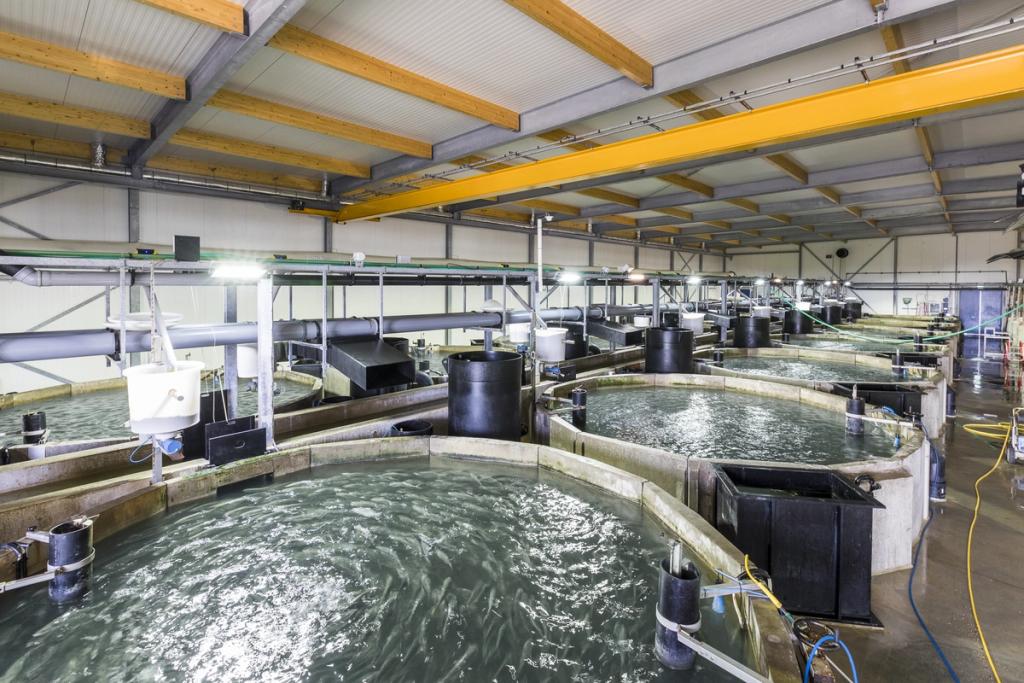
[743,554,784,611]
[963,421,1009,683]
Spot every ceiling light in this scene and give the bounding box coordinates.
[627,271,647,282]
[212,263,266,280]
[844,280,852,287]
[796,280,804,286]
[557,271,582,284]
[754,278,766,286]
[773,278,783,283]
[686,276,702,285]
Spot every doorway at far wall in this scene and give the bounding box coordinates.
[959,288,1005,360]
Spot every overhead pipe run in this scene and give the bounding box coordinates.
[0,305,654,364]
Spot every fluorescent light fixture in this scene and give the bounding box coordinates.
[754,278,766,286]
[686,276,702,285]
[627,271,647,282]
[796,280,804,286]
[557,271,582,284]
[212,263,266,280]
[844,280,852,286]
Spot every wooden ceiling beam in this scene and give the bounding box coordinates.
[270,25,519,129]
[0,129,323,193]
[0,91,150,138]
[171,129,370,177]
[504,0,652,86]
[0,30,186,99]
[209,90,432,158]
[135,0,245,34]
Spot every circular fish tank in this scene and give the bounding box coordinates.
[0,440,790,681]
[709,347,932,384]
[0,372,320,444]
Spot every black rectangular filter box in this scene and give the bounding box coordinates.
[713,464,883,625]
[326,338,414,390]
[208,427,266,466]
[587,321,644,346]
[174,235,201,262]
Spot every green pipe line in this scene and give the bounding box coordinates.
[772,287,1023,345]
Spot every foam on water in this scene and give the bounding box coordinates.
[0,461,752,681]
[722,356,901,382]
[586,386,898,465]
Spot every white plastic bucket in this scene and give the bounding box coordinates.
[796,302,812,311]
[752,306,772,318]
[507,323,531,344]
[680,312,705,333]
[535,328,568,362]
[237,343,259,379]
[633,315,652,329]
[122,360,204,436]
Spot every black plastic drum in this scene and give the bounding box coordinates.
[446,351,523,441]
[844,300,863,320]
[783,309,814,335]
[645,327,694,373]
[733,316,771,348]
[823,305,843,325]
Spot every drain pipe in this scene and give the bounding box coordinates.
[0,305,656,363]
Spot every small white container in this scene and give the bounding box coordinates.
[680,312,705,333]
[633,315,652,329]
[752,306,772,318]
[237,343,259,379]
[122,360,204,436]
[507,323,531,344]
[796,302,812,311]
[535,328,568,362]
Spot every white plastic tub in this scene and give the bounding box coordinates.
[752,306,772,318]
[680,313,705,334]
[237,343,259,379]
[633,315,652,329]
[122,360,204,436]
[507,323,531,344]
[535,328,568,362]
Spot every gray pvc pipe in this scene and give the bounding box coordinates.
[0,305,651,363]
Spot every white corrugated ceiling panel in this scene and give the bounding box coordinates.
[943,161,1021,182]
[294,0,622,112]
[899,0,1024,71]
[691,159,781,186]
[928,109,1024,153]
[227,49,484,143]
[0,0,225,122]
[788,129,923,171]
[561,0,833,65]
[831,172,934,194]
[188,108,396,167]
[0,114,136,151]
[160,143,325,181]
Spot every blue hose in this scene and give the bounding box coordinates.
[127,436,153,464]
[803,633,858,683]
[908,509,961,682]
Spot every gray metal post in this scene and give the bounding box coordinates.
[651,277,661,325]
[378,273,385,338]
[256,277,275,449]
[483,284,494,351]
[127,188,141,366]
[322,216,334,315]
[223,286,238,419]
[445,222,453,345]
[720,281,728,314]
[321,269,329,381]
[892,237,899,314]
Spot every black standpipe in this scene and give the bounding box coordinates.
[21,411,46,444]
[654,543,701,670]
[570,387,587,430]
[644,327,694,374]
[47,518,93,603]
[929,441,947,501]
[711,349,725,365]
[846,388,865,436]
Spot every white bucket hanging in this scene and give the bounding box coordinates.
[507,323,531,344]
[122,361,204,436]
[535,328,568,362]
[680,313,705,333]
[237,343,259,379]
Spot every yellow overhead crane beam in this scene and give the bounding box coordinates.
[329,44,1024,223]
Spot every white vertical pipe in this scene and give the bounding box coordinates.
[257,277,275,449]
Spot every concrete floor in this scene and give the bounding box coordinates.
[839,372,1024,682]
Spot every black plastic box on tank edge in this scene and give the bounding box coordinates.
[714,464,883,625]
